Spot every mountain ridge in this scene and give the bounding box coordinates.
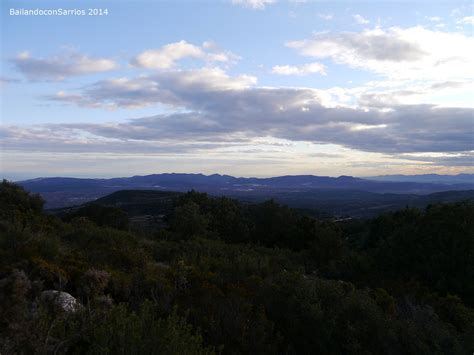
[16,172,474,210]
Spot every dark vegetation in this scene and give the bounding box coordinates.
[1,180,473,354]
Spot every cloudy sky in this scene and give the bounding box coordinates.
[1,0,473,179]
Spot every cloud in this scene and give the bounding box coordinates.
[399,152,474,167]
[457,16,474,25]
[231,0,276,9]
[318,13,333,20]
[287,28,426,62]
[47,68,257,109]
[11,51,118,81]
[10,67,470,162]
[428,16,442,22]
[0,124,231,154]
[451,8,461,16]
[4,100,472,161]
[7,26,472,171]
[353,14,369,25]
[132,41,203,69]
[0,76,21,86]
[272,62,326,76]
[286,27,474,81]
[429,80,469,90]
[356,79,474,108]
[131,40,239,69]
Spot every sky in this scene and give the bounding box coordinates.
[1,0,473,180]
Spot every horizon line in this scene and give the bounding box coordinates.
[5,171,474,182]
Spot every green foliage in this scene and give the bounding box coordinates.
[364,202,474,303]
[1,181,473,354]
[171,201,210,238]
[171,192,345,257]
[0,179,44,220]
[62,204,129,230]
[84,302,214,354]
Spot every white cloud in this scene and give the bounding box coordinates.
[272,62,326,76]
[231,0,276,10]
[18,51,30,60]
[428,16,442,22]
[48,67,257,109]
[131,40,239,69]
[356,80,474,109]
[12,51,118,81]
[457,16,474,25]
[286,26,474,81]
[132,41,203,69]
[353,14,369,25]
[451,8,461,16]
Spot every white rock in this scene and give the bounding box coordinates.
[41,290,83,313]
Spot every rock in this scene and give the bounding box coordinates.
[40,290,83,314]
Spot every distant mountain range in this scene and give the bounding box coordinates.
[367,173,474,184]
[17,173,474,213]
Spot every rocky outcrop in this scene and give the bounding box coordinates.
[40,290,83,314]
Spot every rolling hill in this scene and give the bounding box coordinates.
[50,187,474,220]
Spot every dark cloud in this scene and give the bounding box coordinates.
[39,68,474,157]
[2,67,471,169]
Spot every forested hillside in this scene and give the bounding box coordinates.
[1,180,473,354]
